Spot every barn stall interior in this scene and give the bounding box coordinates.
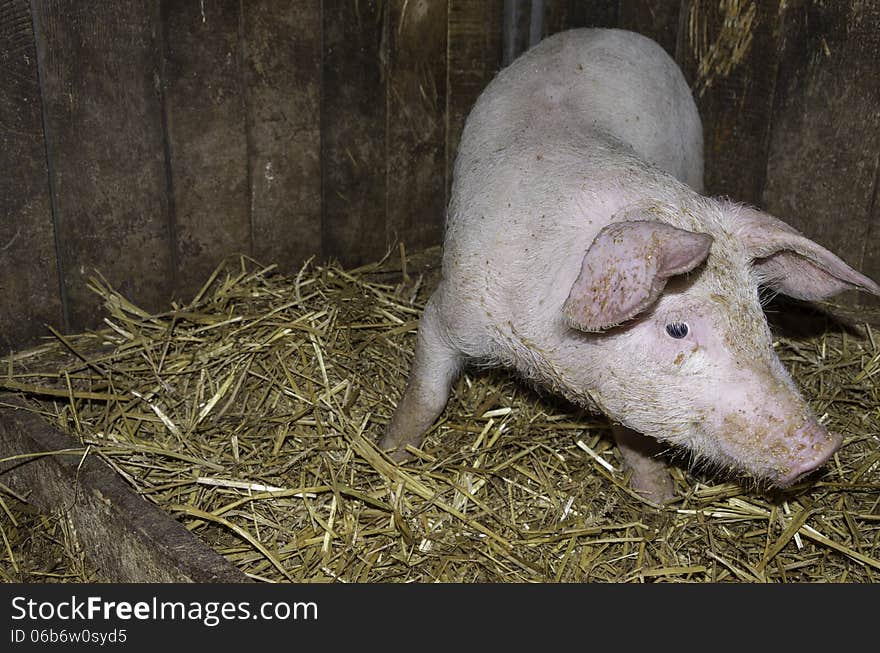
[1,0,878,582]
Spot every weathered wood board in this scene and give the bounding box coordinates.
[386,0,449,254]
[0,396,248,582]
[321,0,388,267]
[0,0,62,351]
[160,0,250,301]
[31,0,174,331]
[545,0,618,34]
[677,0,785,204]
[243,0,322,270]
[762,0,880,307]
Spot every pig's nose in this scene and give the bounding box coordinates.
[775,420,843,487]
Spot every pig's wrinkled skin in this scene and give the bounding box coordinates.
[380,29,880,503]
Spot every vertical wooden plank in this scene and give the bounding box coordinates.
[321,0,387,266]
[762,0,880,306]
[620,0,681,58]
[32,1,172,331]
[386,0,449,253]
[582,0,619,28]
[242,0,321,270]
[160,0,249,300]
[544,0,617,35]
[446,0,503,199]
[502,0,530,66]
[676,0,784,202]
[0,0,61,350]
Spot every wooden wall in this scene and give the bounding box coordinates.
[1,0,878,351]
[676,0,879,310]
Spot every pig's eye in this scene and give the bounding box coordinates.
[665,321,689,339]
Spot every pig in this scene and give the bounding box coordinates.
[379,28,880,503]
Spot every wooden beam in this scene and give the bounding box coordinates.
[0,395,248,582]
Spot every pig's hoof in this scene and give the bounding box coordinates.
[377,433,415,463]
[629,468,677,505]
[387,446,414,463]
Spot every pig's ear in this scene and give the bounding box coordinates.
[563,220,713,332]
[735,207,880,301]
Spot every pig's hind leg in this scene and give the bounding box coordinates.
[612,425,677,505]
[379,297,465,461]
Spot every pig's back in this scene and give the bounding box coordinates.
[455,28,702,193]
[438,29,702,357]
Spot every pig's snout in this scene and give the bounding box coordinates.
[773,420,842,487]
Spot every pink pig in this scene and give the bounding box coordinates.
[380,28,880,502]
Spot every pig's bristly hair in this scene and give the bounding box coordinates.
[667,441,769,493]
[758,284,781,309]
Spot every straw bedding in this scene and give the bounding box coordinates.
[2,247,878,582]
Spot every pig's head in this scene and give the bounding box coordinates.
[563,200,880,487]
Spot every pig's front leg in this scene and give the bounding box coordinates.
[380,300,463,461]
[612,425,676,505]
